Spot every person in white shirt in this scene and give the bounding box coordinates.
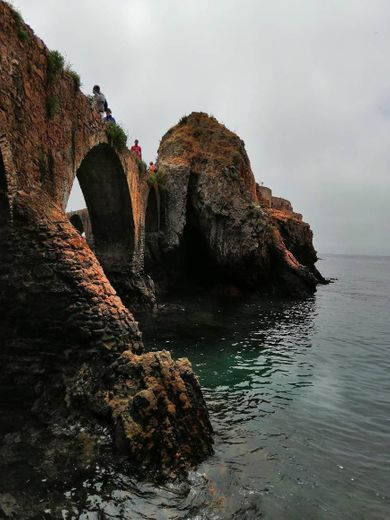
[92,85,106,119]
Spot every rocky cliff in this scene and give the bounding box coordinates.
[0,0,326,484]
[147,112,324,297]
[0,0,212,479]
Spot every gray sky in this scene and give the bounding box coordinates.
[12,0,390,255]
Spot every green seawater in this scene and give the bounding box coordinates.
[1,254,389,519]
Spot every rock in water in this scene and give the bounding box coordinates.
[66,349,213,479]
[150,112,323,296]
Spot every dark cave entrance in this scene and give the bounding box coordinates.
[179,173,219,287]
[70,143,135,278]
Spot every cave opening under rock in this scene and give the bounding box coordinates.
[179,172,219,287]
[74,143,135,278]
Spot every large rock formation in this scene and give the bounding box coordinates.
[0,1,212,478]
[0,0,324,482]
[147,112,324,297]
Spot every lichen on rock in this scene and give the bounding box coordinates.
[66,349,213,479]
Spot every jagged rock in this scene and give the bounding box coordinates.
[66,349,213,479]
[151,112,323,296]
[266,206,327,284]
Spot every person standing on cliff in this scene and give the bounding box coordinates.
[130,139,142,160]
[92,85,107,119]
[148,161,157,174]
[104,108,116,124]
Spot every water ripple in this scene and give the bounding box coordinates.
[1,255,390,518]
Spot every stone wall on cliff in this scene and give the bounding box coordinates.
[256,185,272,207]
[271,196,293,212]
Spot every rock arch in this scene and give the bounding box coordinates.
[76,143,135,277]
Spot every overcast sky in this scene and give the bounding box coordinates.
[12,0,390,255]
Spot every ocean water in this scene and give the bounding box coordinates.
[1,254,389,519]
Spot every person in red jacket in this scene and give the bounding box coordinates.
[130,139,142,160]
[148,161,157,174]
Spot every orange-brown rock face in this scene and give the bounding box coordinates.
[265,206,327,285]
[0,1,213,478]
[150,112,324,296]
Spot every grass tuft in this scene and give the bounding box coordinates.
[17,26,28,42]
[47,50,65,83]
[147,173,158,187]
[65,66,81,90]
[136,158,147,176]
[178,115,188,126]
[147,169,167,190]
[106,122,127,152]
[9,5,29,43]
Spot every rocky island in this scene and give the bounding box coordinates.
[0,0,325,484]
[145,112,325,298]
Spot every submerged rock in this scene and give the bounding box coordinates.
[148,112,323,296]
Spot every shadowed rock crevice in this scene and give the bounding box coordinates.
[144,187,163,281]
[179,171,220,286]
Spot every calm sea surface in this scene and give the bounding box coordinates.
[1,254,389,519]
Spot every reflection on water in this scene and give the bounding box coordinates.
[1,255,390,519]
[142,296,317,430]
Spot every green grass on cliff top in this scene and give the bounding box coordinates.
[106,122,127,152]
